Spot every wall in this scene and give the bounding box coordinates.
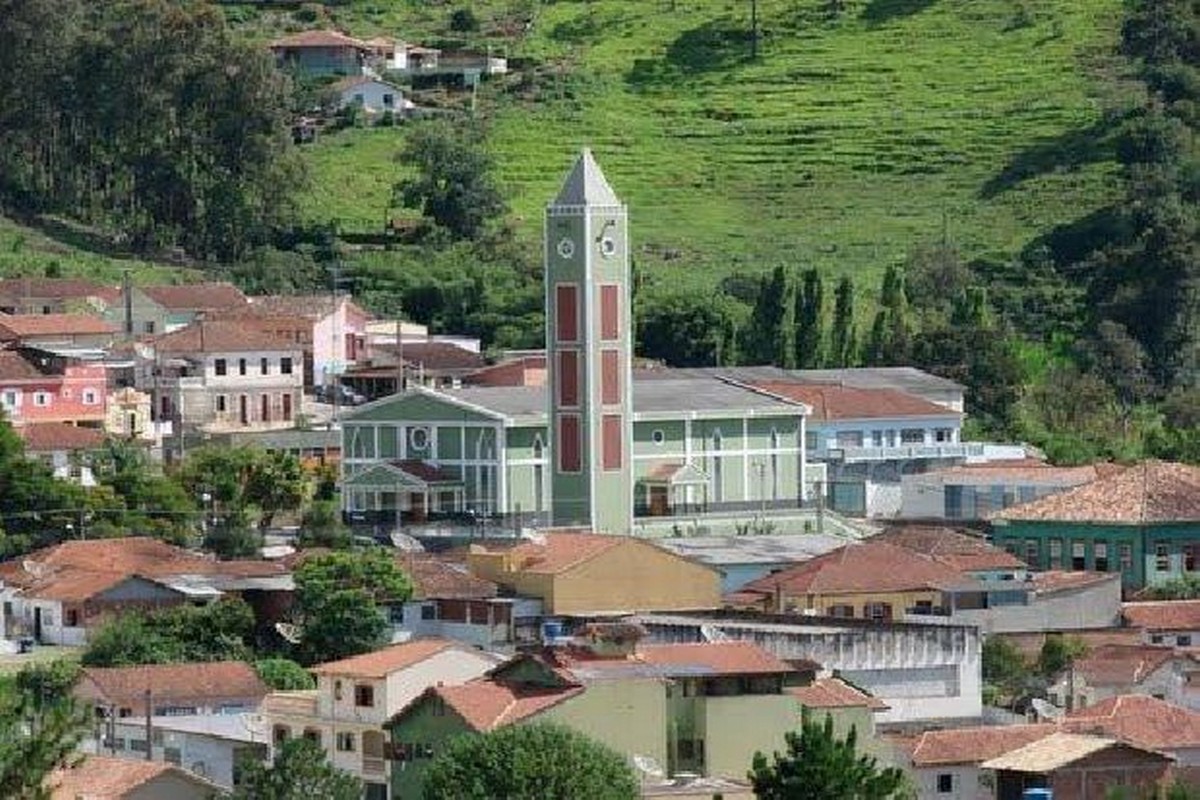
[951,575,1122,634]
[542,679,668,771]
[700,694,797,778]
[783,589,942,621]
[910,765,990,800]
[340,80,405,114]
[87,721,263,791]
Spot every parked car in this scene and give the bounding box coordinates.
[314,384,365,406]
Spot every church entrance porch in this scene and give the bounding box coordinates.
[343,460,465,528]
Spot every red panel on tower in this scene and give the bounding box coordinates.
[600,284,620,341]
[559,351,579,407]
[556,284,578,343]
[601,349,620,405]
[558,414,581,473]
[602,414,623,470]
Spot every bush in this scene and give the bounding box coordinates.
[255,658,315,691]
[449,8,479,33]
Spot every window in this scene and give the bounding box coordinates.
[238,358,247,376]
[1024,539,1039,566]
[143,321,155,334]
[1156,543,1170,572]
[1152,634,1164,644]
[215,359,227,376]
[409,426,429,452]
[303,729,321,745]
[260,358,269,375]
[827,605,854,618]
[353,93,364,105]
[383,93,395,108]
[835,430,863,448]
[336,732,355,752]
[1072,541,1086,571]
[33,392,51,407]
[944,486,963,519]
[558,351,579,407]
[1094,542,1109,572]
[934,428,954,443]
[334,680,343,701]
[863,602,893,621]
[128,739,149,753]
[1,390,17,408]
[937,774,953,793]
[421,604,437,621]
[65,609,79,627]
[1186,545,1197,572]
[871,430,884,447]
[281,393,292,421]
[602,414,622,471]
[900,428,925,444]
[81,388,98,405]
[601,349,620,405]
[1180,635,1194,647]
[354,685,375,707]
[280,357,293,375]
[805,430,818,451]
[1120,543,1133,570]
[600,284,620,340]
[1049,539,1063,569]
[555,285,578,342]
[216,395,227,414]
[558,414,581,473]
[272,725,290,745]
[651,429,665,445]
[260,394,270,423]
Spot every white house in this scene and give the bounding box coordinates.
[262,638,501,800]
[1047,643,1200,712]
[333,76,413,116]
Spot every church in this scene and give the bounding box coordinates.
[340,150,817,534]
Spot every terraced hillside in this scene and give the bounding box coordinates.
[281,0,1131,289]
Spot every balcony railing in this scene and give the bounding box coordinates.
[815,443,985,462]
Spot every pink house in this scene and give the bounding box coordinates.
[0,348,107,428]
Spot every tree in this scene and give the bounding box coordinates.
[254,658,315,691]
[637,291,744,367]
[395,119,505,241]
[292,550,413,665]
[745,266,795,367]
[982,636,1030,704]
[179,446,306,533]
[1037,635,1087,678]
[747,712,908,799]
[82,598,255,667]
[0,662,88,799]
[863,264,911,366]
[0,417,92,557]
[829,277,858,368]
[423,722,639,800]
[231,737,361,800]
[794,268,825,368]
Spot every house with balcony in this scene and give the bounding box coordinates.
[0,277,118,316]
[140,320,304,434]
[0,347,107,428]
[990,460,1200,591]
[262,638,501,800]
[386,635,810,798]
[107,282,248,337]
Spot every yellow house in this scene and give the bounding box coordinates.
[466,532,721,615]
[734,539,979,621]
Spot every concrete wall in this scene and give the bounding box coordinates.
[951,576,1122,634]
[543,679,668,770]
[551,539,721,615]
[910,765,990,800]
[86,721,263,791]
[700,694,797,778]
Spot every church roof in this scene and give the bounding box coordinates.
[552,148,622,207]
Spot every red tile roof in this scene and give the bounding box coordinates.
[140,282,247,311]
[395,341,486,372]
[18,422,106,451]
[0,277,113,300]
[1123,601,1200,632]
[391,459,462,485]
[77,661,267,709]
[788,677,889,710]
[923,460,1118,485]
[401,553,497,600]
[487,533,627,575]
[740,539,976,596]
[874,525,1026,572]
[20,568,141,603]
[152,320,299,354]
[429,680,584,732]
[311,638,458,678]
[1066,695,1200,750]
[0,349,50,380]
[1071,644,1192,687]
[0,313,116,338]
[753,381,957,421]
[47,755,217,799]
[270,29,369,49]
[1030,570,1119,595]
[909,724,1056,766]
[993,460,1200,523]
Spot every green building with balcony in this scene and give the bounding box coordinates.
[990,461,1200,591]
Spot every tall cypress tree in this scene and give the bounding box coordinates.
[747,266,794,367]
[830,277,857,368]
[865,265,911,365]
[777,268,798,369]
[795,268,826,368]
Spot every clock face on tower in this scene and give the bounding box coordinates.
[556,237,576,259]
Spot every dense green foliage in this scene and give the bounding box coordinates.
[0,0,303,262]
[748,712,909,799]
[0,417,91,557]
[254,658,316,691]
[0,662,88,799]
[230,737,361,800]
[423,722,640,800]
[81,598,256,667]
[292,549,413,665]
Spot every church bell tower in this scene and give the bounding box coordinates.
[545,149,634,535]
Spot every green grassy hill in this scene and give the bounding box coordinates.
[274,0,1134,291]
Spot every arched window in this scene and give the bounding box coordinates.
[711,429,723,503]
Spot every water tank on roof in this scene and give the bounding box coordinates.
[541,620,565,642]
[1023,790,1053,800]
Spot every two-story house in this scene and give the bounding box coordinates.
[0,347,107,428]
[386,634,810,799]
[143,320,304,434]
[109,282,248,337]
[262,638,501,800]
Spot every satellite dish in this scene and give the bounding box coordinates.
[274,622,302,645]
[633,755,665,780]
[1031,698,1064,720]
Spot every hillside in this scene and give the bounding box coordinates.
[263,0,1132,290]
